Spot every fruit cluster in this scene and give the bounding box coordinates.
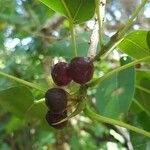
[51,57,94,86]
[45,57,94,129]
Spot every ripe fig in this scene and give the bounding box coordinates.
[45,88,67,114]
[51,62,72,86]
[68,57,94,84]
[46,110,68,129]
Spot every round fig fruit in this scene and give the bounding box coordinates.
[45,110,68,129]
[45,88,67,114]
[51,62,72,86]
[68,57,94,84]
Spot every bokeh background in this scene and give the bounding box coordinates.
[0,0,150,150]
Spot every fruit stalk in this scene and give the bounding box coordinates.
[84,105,150,137]
[95,0,104,50]
[87,55,150,87]
[61,0,77,56]
[70,22,77,56]
[87,0,106,59]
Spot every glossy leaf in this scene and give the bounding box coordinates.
[134,70,150,115]
[38,0,95,24]
[0,86,34,117]
[130,133,150,150]
[147,31,150,49]
[130,111,150,150]
[25,101,48,122]
[25,100,50,130]
[136,69,150,88]
[95,56,135,119]
[0,86,48,124]
[118,30,150,60]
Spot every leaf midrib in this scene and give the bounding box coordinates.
[60,0,73,21]
[126,38,150,55]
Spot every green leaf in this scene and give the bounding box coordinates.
[0,86,34,117]
[136,69,150,89]
[5,116,24,134]
[38,0,95,24]
[25,99,50,130]
[25,99,48,121]
[0,86,48,128]
[130,133,150,150]
[118,30,150,60]
[95,56,135,119]
[147,30,150,49]
[130,111,150,150]
[135,112,150,132]
[134,70,150,115]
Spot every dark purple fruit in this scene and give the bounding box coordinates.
[46,110,68,129]
[68,57,94,84]
[45,88,67,114]
[51,62,72,86]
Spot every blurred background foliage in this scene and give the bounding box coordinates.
[0,0,150,150]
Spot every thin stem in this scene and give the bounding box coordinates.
[87,20,99,58]
[135,85,150,94]
[118,0,148,39]
[70,21,77,56]
[34,98,45,104]
[0,71,46,92]
[61,0,77,56]
[84,105,150,137]
[95,0,103,50]
[93,32,121,61]
[88,55,150,87]
[61,0,72,19]
[93,0,148,61]
[101,38,123,60]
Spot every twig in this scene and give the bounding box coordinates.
[115,126,134,150]
[41,13,65,33]
[96,0,103,50]
[106,124,133,150]
[87,20,99,58]
[87,0,106,59]
[94,0,148,61]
